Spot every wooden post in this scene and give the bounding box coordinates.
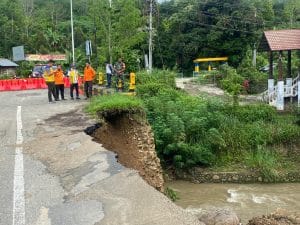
[268,51,275,104]
[287,50,293,102]
[277,51,284,110]
[269,51,273,79]
[287,50,292,78]
[278,51,283,81]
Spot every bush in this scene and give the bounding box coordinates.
[16,61,35,78]
[223,104,277,123]
[135,70,300,170]
[219,65,243,104]
[136,69,176,88]
[238,66,267,94]
[87,69,300,172]
[245,147,280,182]
[272,122,300,144]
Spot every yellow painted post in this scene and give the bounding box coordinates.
[208,63,212,71]
[129,72,136,92]
[117,77,122,89]
[98,72,104,85]
[195,63,199,73]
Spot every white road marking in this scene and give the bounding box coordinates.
[13,106,25,225]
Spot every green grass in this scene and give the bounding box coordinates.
[86,94,144,116]
[244,147,281,182]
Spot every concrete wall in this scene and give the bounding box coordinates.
[175,168,300,183]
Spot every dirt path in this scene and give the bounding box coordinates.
[176,77,263,104]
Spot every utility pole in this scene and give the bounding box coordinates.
[252,7,257,68]
[108,0,112,64]
[252,43,256,67]
[93,0,97,58]
[148,0,153,72]
[70,0,75,64]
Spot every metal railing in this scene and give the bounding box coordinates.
[261,73,299,104]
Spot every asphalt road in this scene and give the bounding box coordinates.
[0,89,202,225]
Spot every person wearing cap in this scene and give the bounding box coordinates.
[54,64,66,100]
[68,64,80,100]
[83,62,96,99]
[43,59,58,103]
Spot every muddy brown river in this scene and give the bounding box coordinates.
[167,181,300,224]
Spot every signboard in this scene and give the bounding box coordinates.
[12,46,25,61]
[86,40,92,56]
[25,54,66,61]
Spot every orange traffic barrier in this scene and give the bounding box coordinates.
[35,78,47,89]
[11,79,20,91]
[0,78,53,92]
[20,79,27,90]
[42,79,47,89]
[4,80,11,91]
[39,78,47,89]
[32,78,40,89]
[78,77,84,95]
[0,80,4,91]
[64,77,70,88]
[26,78,35,89]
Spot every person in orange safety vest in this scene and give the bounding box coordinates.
[54,64,66,100]
[83,62,96,99]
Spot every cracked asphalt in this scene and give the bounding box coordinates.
[0,89,202,225]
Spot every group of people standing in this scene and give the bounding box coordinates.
[43,58,126,103]
[105,58,126,89]
[43,60,96,103]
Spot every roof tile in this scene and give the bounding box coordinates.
[261,29,300,51]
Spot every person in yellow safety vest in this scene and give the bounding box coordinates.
[83,62,96,99]
[43,59,58,103]
[68,64,81,100]
[54,64,66,100]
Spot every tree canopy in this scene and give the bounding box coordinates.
[0,0,299,72]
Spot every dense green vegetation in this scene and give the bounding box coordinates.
[87,69,300,181]
[0,0,299,75]
[156,0,300,72]
[136,70,300,181]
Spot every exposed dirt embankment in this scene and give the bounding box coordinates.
[92,110,164,192]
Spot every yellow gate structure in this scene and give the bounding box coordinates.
[194,57,228,75]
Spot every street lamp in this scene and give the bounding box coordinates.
[149,0,153,72]
[108,0,112,63]
[70,0,75,64]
